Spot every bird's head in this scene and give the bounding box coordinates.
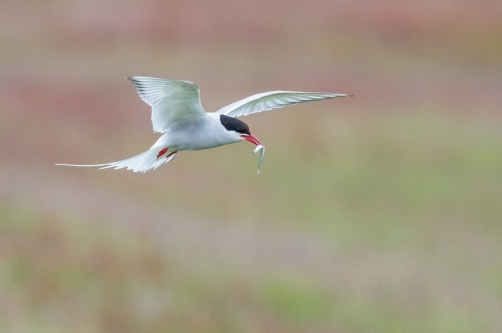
[219,114,262,146]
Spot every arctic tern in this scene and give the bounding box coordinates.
[56,76,351,173]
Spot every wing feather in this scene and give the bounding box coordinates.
[215,91,352,118]
[128,76,207,133]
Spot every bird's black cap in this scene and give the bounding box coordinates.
[220,115,251,135]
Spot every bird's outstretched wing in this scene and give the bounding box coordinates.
[128,76,207,133]
[215,91,352,118]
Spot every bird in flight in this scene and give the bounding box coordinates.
[57,76,351,173]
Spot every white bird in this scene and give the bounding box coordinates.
[57,76,351,173]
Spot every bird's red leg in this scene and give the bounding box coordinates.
[157,148,169,159]
[157,148,177,160]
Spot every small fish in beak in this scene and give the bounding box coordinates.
[252,144,265,174]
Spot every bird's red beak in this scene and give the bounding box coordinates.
[241,134,262,146]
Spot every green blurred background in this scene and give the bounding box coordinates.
[1,1,502,332]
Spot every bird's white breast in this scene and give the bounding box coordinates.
[153,113,242,151]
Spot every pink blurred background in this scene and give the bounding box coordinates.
[1,1,502,332]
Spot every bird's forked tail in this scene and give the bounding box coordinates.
[56,148,177,173]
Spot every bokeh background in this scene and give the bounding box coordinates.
[1,1,502,332]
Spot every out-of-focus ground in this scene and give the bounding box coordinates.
[1,1,502,332]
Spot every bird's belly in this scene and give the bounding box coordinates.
[166,129,238,151]
[175,135,232,151]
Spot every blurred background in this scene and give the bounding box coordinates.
[1,0,502,332]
